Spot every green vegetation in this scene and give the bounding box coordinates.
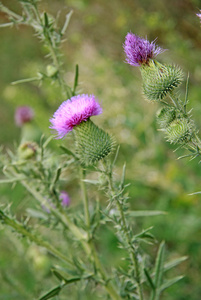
[0,0,201,299]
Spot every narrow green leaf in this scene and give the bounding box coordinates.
[72,64,79,95]
[188,191,201,195]
[127,210,167,217]
[11,75,42,85]
[44,12,49,27]
[59,145,77,159]
[53,270,81,284]
[26,209,48,220]
[0,177,26,184]
[112,145,120,167]
[39,285,62,300]
[43,135,54,148]
[120,163,126,190]
[51,167,62,187]
[61,10,73,35]
[134,227,154,239]
[82,179,99,185]
[184,73,189,114]
[164,256,188,272]
[154,241,165,288]
[159,275,184,292]
[144,268,155,290]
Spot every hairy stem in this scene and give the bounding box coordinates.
[79,166,122,300]
[0,210,73,266]
[106,164,144,300]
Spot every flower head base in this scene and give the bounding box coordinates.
[50,94,102,139]
[140,61,183,101]
[15,106,34,127]
[60,191,70,207]
[123,32,164,67]
[74,119,115,166]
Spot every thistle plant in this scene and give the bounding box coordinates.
[123,32,201,160]
[0,1,189,300]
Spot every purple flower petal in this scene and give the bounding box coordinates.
[60,191,70,207]
[50,94,102,139]
[123,32,165,67]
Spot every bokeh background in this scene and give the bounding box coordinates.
[1,0,201,299]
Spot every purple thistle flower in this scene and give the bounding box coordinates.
[60,191,71,207]
[123,32,165,67]
[15,106,34,127]
[50,94,102,139]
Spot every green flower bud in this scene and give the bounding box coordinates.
[18,142,38,160]
[140,60,183,101]
[156,106,176,128]
[74,119,115,166]
[46,65,58,77]
[165,118,194,144]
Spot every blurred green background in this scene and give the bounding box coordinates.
[1,0,201,299]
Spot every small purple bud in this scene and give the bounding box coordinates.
[60,191,70,207]
[123,32,165,67]
[15,106,34,127]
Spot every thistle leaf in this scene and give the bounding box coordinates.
[39,285,63,300]
[159,275,184,292]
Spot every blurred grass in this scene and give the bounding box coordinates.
[0,0,201,299]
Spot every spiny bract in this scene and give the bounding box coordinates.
[74,119,115,166]
[165,118,194,144]
[156,106,176,129]
[141,61,183,101]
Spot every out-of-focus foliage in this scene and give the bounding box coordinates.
[0,0,201,299]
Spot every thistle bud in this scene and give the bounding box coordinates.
[156,106,176,129]
[140,61,183,101]
[165,118,194,144]
[46,65,58,78]
[18,142,38,160]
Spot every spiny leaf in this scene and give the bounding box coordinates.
[164,256,188,272]
[159,275,184,292]
[39,285,63,300]
[144,268,155,290]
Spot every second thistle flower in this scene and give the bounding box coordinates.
[50,94,115,166]
[123,32,183,101]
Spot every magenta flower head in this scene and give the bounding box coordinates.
[60,191,70,207]
[15,106,34,127]
[123,32,164,67]
[50,94,102,139]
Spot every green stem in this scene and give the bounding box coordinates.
[21,180,91,256]
[79,167,90,228]
[106,165,144,300]
[168,94,179,110]
[0,210,73,266]
[79,166,122,300]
